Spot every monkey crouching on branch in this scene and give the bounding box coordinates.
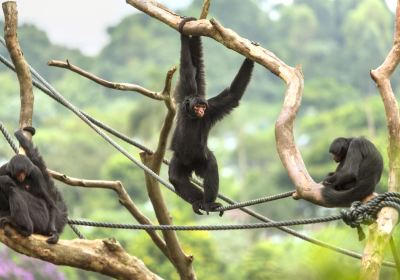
[322,137,383,207]
[168,17,254,215]
[0,129,67,244]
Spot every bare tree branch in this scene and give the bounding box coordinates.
[199,0,211,19]
[48,59,170,101]
[49,170,172,261]
[2,1,33,145]
[125,0,341,208]
[0,227,162,280]
[361,0,400,278]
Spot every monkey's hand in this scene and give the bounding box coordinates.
[323,173,337,185]
[179,16,197,33]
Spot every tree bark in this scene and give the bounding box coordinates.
[2,1,33,144]
[0,227,162,280]
[361,1,400,277]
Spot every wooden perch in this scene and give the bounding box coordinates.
[125,0,342,208]
[360,0,400,278]
[48,59,173,101]
[2,1,33,144]
[0,227,162,280]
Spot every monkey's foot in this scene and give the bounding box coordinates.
[46,231,59,244]
[192,200,204,215]
[0,216,11,228]
[201,202,223,216]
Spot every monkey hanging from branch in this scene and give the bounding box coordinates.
[169,17,255,215]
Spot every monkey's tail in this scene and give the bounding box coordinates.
[321,183,374,207]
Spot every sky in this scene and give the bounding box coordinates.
[2,0,397,56]
[12,0,191,56]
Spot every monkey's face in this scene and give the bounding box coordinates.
[7,154,33,182]
[14,171,27,182]
[193,103,206,118]
[331,153,343,163]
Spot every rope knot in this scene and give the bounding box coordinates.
[341,192,400,241]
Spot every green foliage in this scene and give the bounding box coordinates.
[0,0,398,278]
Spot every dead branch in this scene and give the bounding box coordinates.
[125,0,340,207]
[361,0,400,278]
[48,59,170,101]
[139,65,196,280]
[2,1,33,145]
[0,227,162,280]
[199,0,211,19]
[49,170,172,261]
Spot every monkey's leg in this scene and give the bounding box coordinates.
[169,156,204,214]
[195,152,223,215]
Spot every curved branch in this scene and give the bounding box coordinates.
[125,0,339,208]
[0,227,161,280]
[48,59,170,101]
[361,0,400,278]
[48,170,172,261]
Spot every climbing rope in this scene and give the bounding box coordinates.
[0,122,18,153]
[68,214,343,231]
[0,45,397,268]
[213,190,295,212]
[66,193,399,232]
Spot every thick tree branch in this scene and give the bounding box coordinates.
[125,0,342,207]
[0,227,162,280]
[48,59,170,101]
[2,1,33,145]
[361,0,400,278]
[49,170,172,261]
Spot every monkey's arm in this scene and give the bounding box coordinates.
[207,58,254,123]
[174,22,198,104]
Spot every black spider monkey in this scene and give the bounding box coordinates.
[0,175,52,238]
[169,17,254,215]
[322,137,383,207]
[0,129,67,243]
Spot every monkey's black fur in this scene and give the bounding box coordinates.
[0,130,67,243]
[322,137,383,207]
[169,17,254,214]
[0,175,51,237]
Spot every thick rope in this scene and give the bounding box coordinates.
[0,48,396,267]
[68,193,400,232]
[0,122,18,153]
[68,214,343,231]
[341,192,400,240]
[213,190,295,212]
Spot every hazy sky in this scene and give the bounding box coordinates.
[13,0,190,55]
[4,0,398,56]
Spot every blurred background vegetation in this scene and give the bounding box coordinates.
[0,0,399,279]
